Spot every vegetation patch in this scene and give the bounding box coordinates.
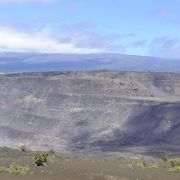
[148,163,159,169]
[0,162,29,174]
[168,160,180,173]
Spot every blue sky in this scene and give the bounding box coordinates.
[0,0,180,58]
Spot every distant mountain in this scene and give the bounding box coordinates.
[0,52,180,73]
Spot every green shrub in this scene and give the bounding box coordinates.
[34,153,49,166]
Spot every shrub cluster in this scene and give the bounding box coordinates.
[34,153,49,166]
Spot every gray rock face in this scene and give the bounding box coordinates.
[0,71,180,154]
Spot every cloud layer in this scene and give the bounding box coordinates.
[0,26,120,54]
[2,26,180,58]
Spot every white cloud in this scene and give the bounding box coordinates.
[0,26,106,54]
[150,36,180,59]
[0,0,54,4]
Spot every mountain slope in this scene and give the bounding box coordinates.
[0,71,180,155]
[1,53,180,73]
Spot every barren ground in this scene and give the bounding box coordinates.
[0,148,180,180]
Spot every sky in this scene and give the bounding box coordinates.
[0,0,180,58]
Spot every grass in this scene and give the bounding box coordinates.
[0,162,29,175]
[168,160,180,172]
[0,166,9,173]
[134,161,146,168]
[148,163,159,169]
[133,157,180,173]
[134,160,159,169]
